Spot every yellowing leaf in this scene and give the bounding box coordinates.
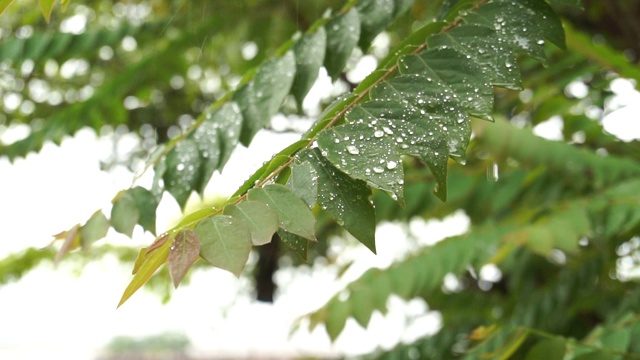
[168,229,200,288]
[0,0,15,16]
[39,0,56,22]
[118,236,171,307]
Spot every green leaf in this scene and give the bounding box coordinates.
[128,186,159,235]
[0,0,15,16]
[163,138,201,208]
[349,285,375,328]
[301,149,376,253]
[277,230,309,261]
[356,0,395,50]
[551,0,584,9]
[324,7,360,81]
[168,229,200,288]
[525,338,566,360]
[195,216,252,276]
[325,298,350,341]
[572,351,611,360]
[236,51,296,145]
[80,211,110,248]
[287,161,318,208]
[398,47,494,120]
[248,184,317,241]
[292,27,326,109]
[111,192,140,237]
[428,24,522,90]
[223,201,279,246]
[118,235,171,307]
[39,0,56,22]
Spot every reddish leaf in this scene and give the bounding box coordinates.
[54,224,80,265]
[168,229,200,288]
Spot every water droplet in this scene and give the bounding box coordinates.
[373,167,384,173]
[347,145,360,155]
[487,162,499,182]
[386,161,397,169]
[176,164,185,171]
[374,130,384,138]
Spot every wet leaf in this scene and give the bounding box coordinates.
[223,201,279,246]
[128,186,159,234]
[277,230,309,261]
[168,229,200,288]
[356,0,395,50]
[248,184,316,241]
[118,236,171,307]
[301,149,376,253]
[195,216,252,276]
[163,139,201,208]
[111,192,140,237]
[80,211,110,248]
[324,7,360,80]
[287,161,318,208]
[292,27,326,109]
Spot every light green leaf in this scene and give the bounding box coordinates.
[118,235,171,307]
[356,0,395,50]
[324,7,360,80]
[111,192,140,237]
[301,149,376,253]
[195,216,252,276]
[39,0,56,22]
[163,139,201,208]
[525,338,566,360]
[349,285,375,328]
[0,0,16,16]
[277,230,309,261]
[325,298,350,342]
[292,27,326,109]
[128,186,158,235]
[80,211,110,248]
[248,184,316,241]
[399,48,494,120]
[236,51,295,145]
[224,201,279,246]
[287,161,318,208]
[428,24,522,90]
[168,229,200,288]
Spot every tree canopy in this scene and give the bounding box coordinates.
[2,0,640,358]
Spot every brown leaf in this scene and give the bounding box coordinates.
[146,232,170,254]
[168,229,200,288]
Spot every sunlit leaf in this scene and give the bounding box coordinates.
[118,236,171,307]
[195,216,252,276]
[248,184,316,241]
[301,149,376,253]
[168,229,200,288]
[111,192,140,237]
[223,201,279,246]
[324,7,360,80]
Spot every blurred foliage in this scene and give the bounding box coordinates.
[2,0,640,359]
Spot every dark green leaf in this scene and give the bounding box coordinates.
[223,201,279,246]
[324,8,360,80]
[356,0,395,50]
[195,216,252,277]
[287,161,318,208]
[248,184,317,241]
[163,139,201,208]
[80,211,110,248]
[572,351,611,360]
[525,338,566,360]
[111,192,140,237]
[292,27,326,109]
[128,186,159,235]
[551,0,584,9]
[168,229,200,288]
[277,230,309,261]
[301,149,376,253]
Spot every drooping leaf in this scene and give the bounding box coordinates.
[356,0,395,50]
[525,338,566,360]
[324,7,360,80]
[300,149,376,253]
[223,201,279,246]
[111,192,140,237]
[292,27,327,109]
[168,229,200,288]
[236,51,296,145]
[287,161,318,208]
[39,0,56,22]
[80,211,110,248]
[277,230,309,261]
[118,235,171,307]
[195,216,252,277]
[128,186,159,235]
[248,184,317,241]
[163,138,201,208]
